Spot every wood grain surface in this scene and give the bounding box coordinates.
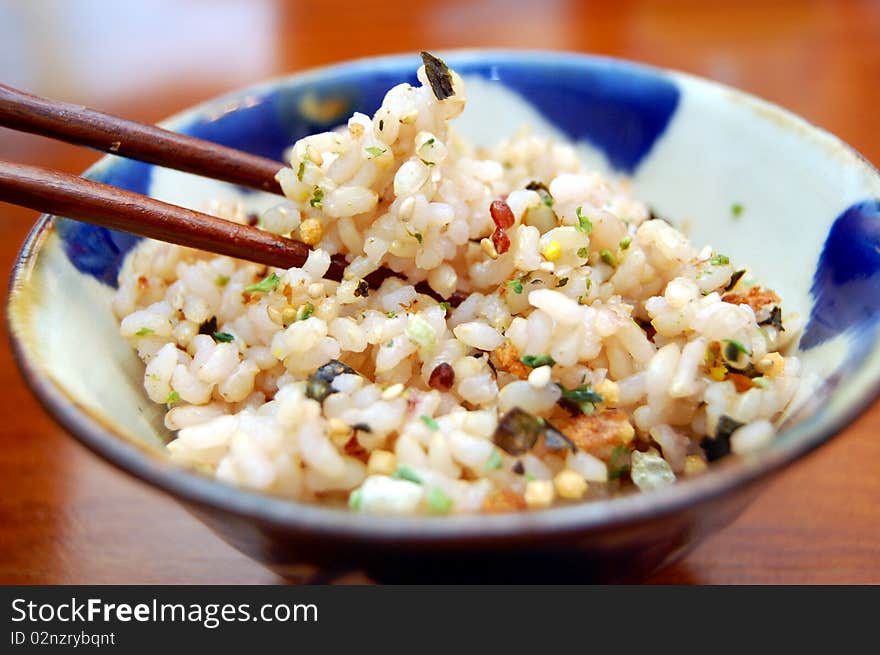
[1,0,878,584]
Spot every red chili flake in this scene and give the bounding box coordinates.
[428,362,455,392]
[490,199,515,229]
[137,276,149,290]
[246,212,260,227]
[492,227,511,255]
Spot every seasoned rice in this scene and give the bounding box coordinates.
[114,56,803,515]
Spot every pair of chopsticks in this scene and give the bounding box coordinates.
[0,84,371,283]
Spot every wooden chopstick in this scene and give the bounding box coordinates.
[0,160,354,280]
[0,84,285,195]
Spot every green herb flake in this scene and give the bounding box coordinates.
[560,383,603,415]
[426,487,453,514]
[408,229,423,244]
[438,301,451,315]
[725,269,746,292]
[731,203,743,217]
[215,274,230,287]
[575,206,593,234]
[386,311,397,318]
[702,414,745,461]
[520,354,556,368]
[600,249,617,267]
[577,247,589,259]
[525,181,554,208]
[420,158,435,167]
[619,235,632,250]
[760,305,785,332]
[348,488,363,510]
[299,302,314,321]
[420,51,455,101]
[297,160,306,182]
[507,279,523,294]
[525,473,537,482]
[556,277,569,288]
[608,445,631,480]
[212,332,235,343]
[392,465,423,485]
[420,415,439,431]
[134,327,154,337]
[485,449,503,470]
[165,391,180,404]
[244,272,281,294]
[309,186,324,208]
[710,254,731,266]
[354,279,370,298]
[365,146,386,158]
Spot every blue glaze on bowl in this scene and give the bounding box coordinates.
[9,50,880,582]
[802,199,880,349]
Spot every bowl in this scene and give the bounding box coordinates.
[8,50,880,583]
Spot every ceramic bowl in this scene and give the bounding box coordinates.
[8,51,880,583]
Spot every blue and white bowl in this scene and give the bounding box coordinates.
[8,51,880,582]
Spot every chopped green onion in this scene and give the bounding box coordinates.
[731,203,743,217]
[134,327,154,337]
[165,391,180,404]
[577,247,589,259]
[619,235,632,250]
[525,473,536,482]
[297,160,306,181]
[365,146,386,157]
[507,279,523,294]
[608,445,631,480]
[426,487,453,513]
[215,274,230,287]
[723,339,751,359]
[485,449,503,470]
[309,187,324,208]
[576,206,593,234]
[710,254,730,266]
[420,415,439,431]
[212,332,235,343]
[520,354,555,368]
[244,272,281,294]
[348,488,363,510]
[299,303,314,321]
[438,301,451,314]
[600,249,617,267]
[392,465,422,484]
[386,311,397,318]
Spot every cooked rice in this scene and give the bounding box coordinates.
[113,58,803,515]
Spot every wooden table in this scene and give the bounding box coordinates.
[1,0,878,584]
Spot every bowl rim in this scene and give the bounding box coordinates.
[8,48,880,544]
